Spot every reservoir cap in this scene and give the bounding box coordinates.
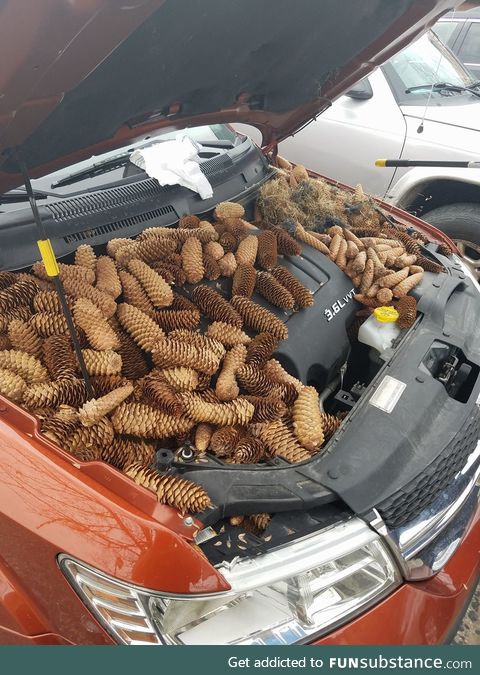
[374,306,399,323]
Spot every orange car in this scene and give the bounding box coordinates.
[0,0,479,645]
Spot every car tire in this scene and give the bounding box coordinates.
[423,203,480,280]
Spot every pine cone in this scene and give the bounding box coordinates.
[248,513,271,532]
[118,270,155,315]
[242,395,286,423]
[30,312,68,338]
[379,267,410,289]
[151,262,186,287]
[95,256,122,299]
[24,378,87,409]
[168,330,225,358]
[171,292,198,312]
[232,264,256,298]
[218,252,238,277]
[231,296,288,340]
[270,266,313,308]
[201,253,221,281]
[0,368,27,402]
[255,272,294,310]
[392,272,424,297]
[253,419,310,463]
[0,279,38,313]
[275,229,302,256]
[237,364,278,396]
[125,463,211,513]
[245,332,279,368]
[41,412,80,445]
[110,320,149,380]
[134,235,177,264]
[204,241,224,260]
[66,418,114,460]
[79,384,134,427]
[396,295,417,329]
[82,349,122,376]
[437,242,453,257]
[292,386,324,451]
[194,423,213,452]
[0,335,12,350]
[235,235,258,266]
[102,437,155,470]
[152,338,220,375]
[127,259,173,308]
[215,344,247,401]
[192,285,243,328]
[75,245,96,272]
[112,402,193,439]
[206,322,251,347]
[62,278,117,318]
[0,349,49,383]
[0,271,16,291]
[210,426,243,457]
[416,256,443,274]
[179,214,201,229]
[32,290,63,314]
[117,303,165,351]
[73,298,120,350]
[0,307,32,335]
[179,393,254,425]
[321,413,342,441]
[8,319,42,357]
[90,374,131,398]
[231,434,265,464]
[219,231,238,253]
[43,334,77,380]
[255,230,278,270]
[214,202,245,220]
[154,309,200,333]
[142,376,184,416]
[181,236,204,284]
[157,367,199,391]
[295,224,330,255]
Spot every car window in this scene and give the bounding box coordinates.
[457,23,480,64]
[433,21,460,45]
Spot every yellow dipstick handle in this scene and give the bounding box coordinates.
[375,159,387,167]
[37,239,59,277]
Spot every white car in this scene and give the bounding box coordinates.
[279,31,480,277]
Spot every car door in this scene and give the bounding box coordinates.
[278,68,407,199]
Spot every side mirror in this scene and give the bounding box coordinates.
[345,78,373,100]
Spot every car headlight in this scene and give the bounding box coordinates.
[59,518,400,645]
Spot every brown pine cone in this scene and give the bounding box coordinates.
[117,303,165,351]
[256,230,278,270]
[118,270,155,315]
[296,224,330,255]
[415,255,443,274]
[62,278,117,318]
[8,319,42,357]
[82,349,122,376]
[275,228,302,256]
[247,513,271,533]
[125,462,211,513]
[73,298,120,350]
[151,261,186,287]
[0,306,32,334]
[32,261,95,286]
[231,296,288,340]
[152,338,221,375]
[179,393,254,426]
[396,295,417,329]
[321,412,343,442]
[192,285,243,328]
[379,267,410,289]
[90,374,131,398]
[142,376,184,416]
[232,264,256,298]
[95,256,122,299]
[179,214,201,229]
[79,384,134,427]
[206,322,251,348]
[30,312,69,338]
[0,271,16,291]
[202,253,221,281]
[102,437,156,470]
[113,326,149,379]
[231,434,265,464]
[245,332,279,368]
[168,329,225,358]
[33,290,63,314]
[41,413,80,445]
[0,335,12,350]
[43,334,77,380]
[204,241,224,260]
[242,395,286,423]
[75,245,97,272]
[0,279,38,313]
[292,386,324,451]
[111,402,193,438]
[181,236,204,284]
[218,252,238,277]
[235,235,258,266]
[194,423,213,452]
[127,259,173,308]
[171,292,198,312]
[255,272,294,310]
[270,266,313,308]
[0,349,49,384]
[0,368,27,402]
[214,202,245,220]
[66,418,115,460]
[219,231,238,253]
[133,235,177,264]
[237,364,278,396]
[24,378,88,409]
[106,237,131,256]
[215,344,247,401]
[253,419,310,463]
[353,294,383,308]
[437,242,453,257]
[210,426,243,457]
[157,367,199,391]
[392,272,424,297]
[154,309,200,333]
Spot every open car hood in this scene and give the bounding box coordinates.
[0,0,456,193]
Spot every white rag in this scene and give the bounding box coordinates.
[130,136,213,200]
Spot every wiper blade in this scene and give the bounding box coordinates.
[51,152,132,188]
[405,81,480,98]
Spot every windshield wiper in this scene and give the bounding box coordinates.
[51,152,132,189]
[0,187,51,204]
[405,82,480,98]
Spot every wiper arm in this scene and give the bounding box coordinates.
[0,187,50,204]
[405,82,480,98]
[51,152,132,188]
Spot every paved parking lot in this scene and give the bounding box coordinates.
[454,586,480,644]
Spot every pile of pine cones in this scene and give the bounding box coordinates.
[0,177,446,523]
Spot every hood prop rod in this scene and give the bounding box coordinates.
[11,151,93,399]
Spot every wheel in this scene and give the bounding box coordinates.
[423,203,480,281]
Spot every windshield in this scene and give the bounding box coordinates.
[382,31,473,106]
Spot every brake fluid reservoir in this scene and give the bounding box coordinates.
[358,306,400,353]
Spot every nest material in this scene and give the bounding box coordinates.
[192,285,242,328]
[232,264,257,298]
[231,296,288,340]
